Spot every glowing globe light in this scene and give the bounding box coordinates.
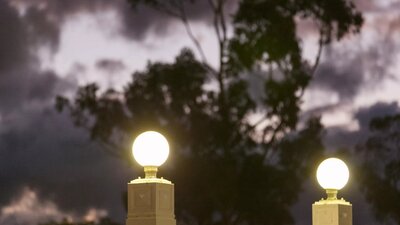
[132,131,169,179]
[317,158,349,190]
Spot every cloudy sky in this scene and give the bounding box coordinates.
[0,0,399,225]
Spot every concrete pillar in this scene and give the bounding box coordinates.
[126,178,176,225]
[312,198,352,225]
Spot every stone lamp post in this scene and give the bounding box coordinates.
[126,131,176,225]
[313,158,352,225]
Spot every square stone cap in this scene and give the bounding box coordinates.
[130,177,172,184]
[313,198,352,206]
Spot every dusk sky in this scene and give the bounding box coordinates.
[0,0,400,225]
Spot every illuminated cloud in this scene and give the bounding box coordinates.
[0,188,108,225]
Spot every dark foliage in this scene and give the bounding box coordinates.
[56,0,363,224]
[356,114,400,224]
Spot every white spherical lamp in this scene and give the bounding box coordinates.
[132,131,169,178]
[316,157,349,200]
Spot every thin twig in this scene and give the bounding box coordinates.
[182,18,209,64]
[311,28,325,76]
[245,114,268,133]
[261,120,285,160]
[298,27,326,99]
[149,1,210,66]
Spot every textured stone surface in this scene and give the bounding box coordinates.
[312,199,352,225]
[126,181,176,225]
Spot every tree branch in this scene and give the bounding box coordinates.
[208,0,229,117]
[261,119,285,160]
[181,16,209,65]
[298,26,328,99]
[310,28,325,76]
[146,1,211,68]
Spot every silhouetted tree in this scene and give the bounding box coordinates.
[356,114,400,224]
[56,0,363,224]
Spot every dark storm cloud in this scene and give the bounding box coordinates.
[120,0,216,39]
[354,101,400,129]
[96,59,126,74]
[0,1,29,71]
[0,69,74,115]
[313,60,364,99]
[0,0,215,222]
[323,102,400,150]
[0,1,133,223]
[13,0,215,43]
[0,1,72,114]
[310,0,400,101]
[311,35,398,100]
[0,0,234,222]
[23,6,61,51]
[0,109,134,223]
[0,80,133,222]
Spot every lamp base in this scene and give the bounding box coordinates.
[126,181,176,225]
[312,199,352,225]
